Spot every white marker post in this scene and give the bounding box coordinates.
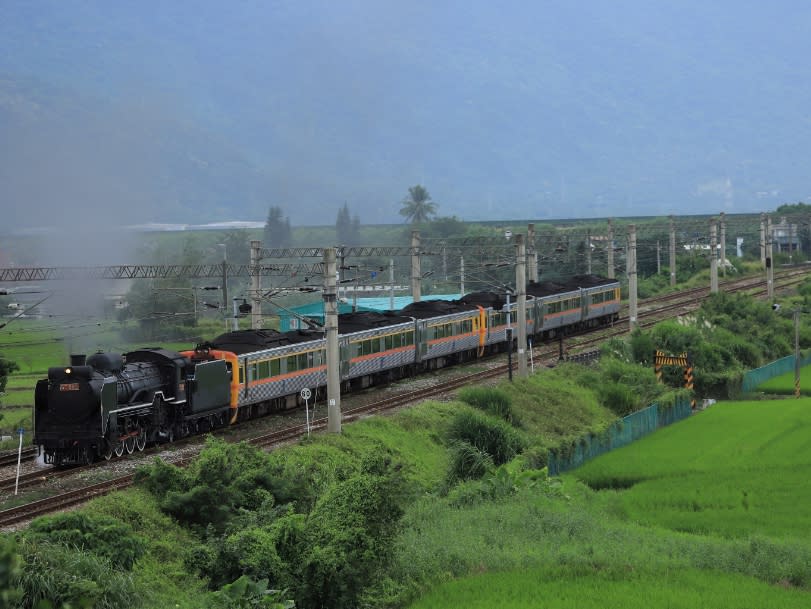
[301,388,312,436]
[15,427,24,495]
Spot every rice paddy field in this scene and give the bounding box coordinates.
[409,568,810,609]
[571,399,811,540]
[756,367,811,395]
[403,398,811,608]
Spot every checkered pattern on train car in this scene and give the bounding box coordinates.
[537,288,583,331]
[343,322,418,380]
[236,338,327,407]
[238,369,327,407]
[583,283,621,322]
[419,309,486,359]
[485,300,536,346]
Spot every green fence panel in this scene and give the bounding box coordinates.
[741,352,811,393]
[550,352,811,475]
[548,398,692,475]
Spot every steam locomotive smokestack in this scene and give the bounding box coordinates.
[70,354,87,366]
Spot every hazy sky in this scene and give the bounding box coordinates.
[2,1,811,229]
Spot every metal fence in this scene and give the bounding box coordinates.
[548,352,811,475]
[547,398,693,476]
[741,352,811,393]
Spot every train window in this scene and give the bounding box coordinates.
[248,363,257,382]
[312,351,323,366]
[461,319,472,333]
[287,355,298,372]
[258,361,270,379]
[297,353,308,370]
[270,359,280,375]
[404,331,414,346]
[238,367,244,383]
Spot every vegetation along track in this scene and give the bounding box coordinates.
[2,266,808,527]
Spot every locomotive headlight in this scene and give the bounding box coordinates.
[65,367,72,374]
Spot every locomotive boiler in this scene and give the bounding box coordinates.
[34,348,231,465]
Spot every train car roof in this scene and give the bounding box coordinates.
[207,329,320,354]
[399,299,479,318]
[459,291,505,309]
[337,311,413,332]
[527,275,617,296]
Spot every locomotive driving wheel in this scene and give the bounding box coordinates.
[102,441,113,461]
[114,441,125,458]
[124,420,136,453]
[135,427,146,451]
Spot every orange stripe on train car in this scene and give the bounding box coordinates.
[351,345,416,363]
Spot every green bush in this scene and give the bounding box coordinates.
[136,438,288,531]
[0,535,23,609]
[446,440,494,487]
[596,381,637,417]
[26,512,145,571]
[447,409,527,466]
[457,386,519,425]
[14,538,136,609]
[297,465,405,609]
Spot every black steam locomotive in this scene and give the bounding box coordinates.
[34,348,231,465]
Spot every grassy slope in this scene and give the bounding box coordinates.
[399,399,811,608]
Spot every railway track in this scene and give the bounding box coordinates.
[0,447,37,468]
[2,266,808,528]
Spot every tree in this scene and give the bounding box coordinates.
[264,206,292,247]
[336,202,361,245]
[0,354,18,398]
[399,185,438,224]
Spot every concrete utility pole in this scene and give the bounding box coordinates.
[669,215,677,287]
[460,256,465,295]
[789,221,795,264]
[719,212,727,278]
[250,240,262,329]
[760,212,767,269]
[442,242,447,281]
[324,248,341,433]
[586,230,592,275]
[767,216,774,301]
[710,218,719,294]
[607,219,615,279]
[410,230,421,303]
[628,224,638,333]
[219,243,229,331]
[527,223,538,283]
[794,308,801,398]
[515,234,528,377]
[389,258,395,310]
[231,297,239,331]
[656,240,661,275]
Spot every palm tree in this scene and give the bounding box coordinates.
[399,185,438,224]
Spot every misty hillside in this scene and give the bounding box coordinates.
[2,1,811,230]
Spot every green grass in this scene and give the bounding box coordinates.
[756,366,811,395]
[571,399,811,540]
[408,567,811,609]
[0,406,33,449]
